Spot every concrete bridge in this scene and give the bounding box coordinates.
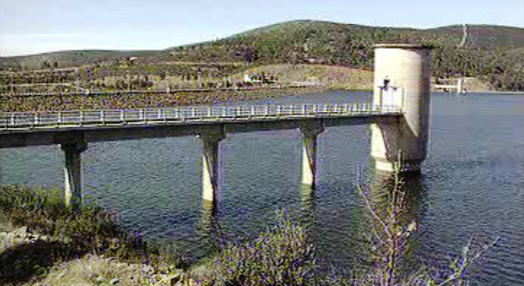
[0,44,433,208]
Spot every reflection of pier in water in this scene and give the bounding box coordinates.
[193,182,322,263]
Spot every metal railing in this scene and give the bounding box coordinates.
[0,103,402,131]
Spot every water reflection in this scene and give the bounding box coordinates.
[194,183,321,261]
[195,200,221,258]
[300,183,317,220]
[299,183,319,257]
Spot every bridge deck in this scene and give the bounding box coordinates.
[1,103,401,133]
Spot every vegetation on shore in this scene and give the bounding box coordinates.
[0,186,187,285]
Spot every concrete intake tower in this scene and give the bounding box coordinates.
[371,44,433,173]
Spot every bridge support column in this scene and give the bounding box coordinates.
[199,129,226,202]
[300,120,325,188]
[371,44,433,173]
[61,142,87,208]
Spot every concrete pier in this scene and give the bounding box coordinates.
[199,129,226,202]
[300,120,325,188]
[61,142,87,207]
[371,44,433,173]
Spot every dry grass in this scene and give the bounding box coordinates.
[31,254,154,286]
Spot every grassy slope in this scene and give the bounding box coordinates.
[426,24,524,48]
[0,186,188,286]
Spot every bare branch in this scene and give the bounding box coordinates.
[356,185,393,239]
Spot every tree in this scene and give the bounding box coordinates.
[243,46,258,64]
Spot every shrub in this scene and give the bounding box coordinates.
[199,212,316,286]
[0,186,147,259]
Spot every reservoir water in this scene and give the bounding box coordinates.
[1,91,523,285]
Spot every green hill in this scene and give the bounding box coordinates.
[2,20,524,90]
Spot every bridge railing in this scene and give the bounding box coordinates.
[0,104,401,130]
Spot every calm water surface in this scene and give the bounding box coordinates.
[1,91,523,285]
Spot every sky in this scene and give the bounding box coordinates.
[1,0,523,57]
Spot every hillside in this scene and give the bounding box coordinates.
[426,24,524,49]
[167,21,524,91]
[1,50,169,70]
[2,20,524,90]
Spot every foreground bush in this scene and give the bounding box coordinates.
[198,212,316,286]
[0,186,153,260]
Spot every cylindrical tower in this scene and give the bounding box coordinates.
[371,44,432,173]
